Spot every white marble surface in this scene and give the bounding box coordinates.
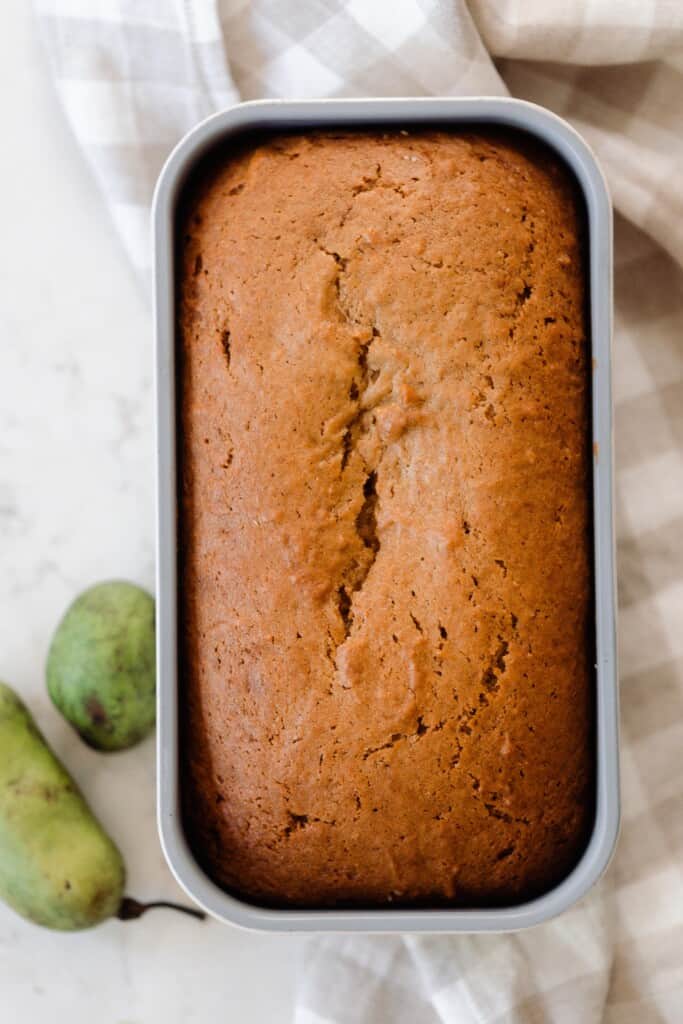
[0,7,304,1021]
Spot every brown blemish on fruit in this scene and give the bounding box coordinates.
[85,696,109,728]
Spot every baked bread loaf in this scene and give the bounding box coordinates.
[179,129,593,908]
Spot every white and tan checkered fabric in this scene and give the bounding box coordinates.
[35,1,683,1020]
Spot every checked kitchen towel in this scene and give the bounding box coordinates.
[35,2,683,1021]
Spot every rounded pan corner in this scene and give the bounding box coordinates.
[155,97,618,933]
[157,802,263,930]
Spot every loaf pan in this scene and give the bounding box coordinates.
[153,98,619,932]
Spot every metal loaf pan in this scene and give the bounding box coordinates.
[154,98,619,932]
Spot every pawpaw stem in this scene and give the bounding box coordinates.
[117,896,206,921]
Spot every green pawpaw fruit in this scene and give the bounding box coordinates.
[47,581,155,752]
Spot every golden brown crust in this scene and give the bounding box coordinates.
[179,130,593,908]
